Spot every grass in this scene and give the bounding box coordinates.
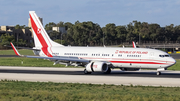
[168,59,180,70]
[0,49,34,55]
[0,49,69,67]
[0,80,180,101]
[0,57,67,67]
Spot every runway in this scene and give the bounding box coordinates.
[0,66,180,87]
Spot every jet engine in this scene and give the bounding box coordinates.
[33,50,40,55]
[85,62,109,73]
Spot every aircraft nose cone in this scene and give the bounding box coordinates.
[173,59,176,64]
[171,58,176,65]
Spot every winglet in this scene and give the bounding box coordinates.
[132,41,136,48]
[10,42,22,56]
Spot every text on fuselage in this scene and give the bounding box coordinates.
[115,50,148,54]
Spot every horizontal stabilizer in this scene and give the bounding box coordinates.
[10,43,23,57]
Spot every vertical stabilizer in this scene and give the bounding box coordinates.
[29,11,64,48]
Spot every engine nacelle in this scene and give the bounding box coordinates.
[85,62,108,72]
[33,50,40,55]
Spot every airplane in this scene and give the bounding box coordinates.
[11,11,176,75]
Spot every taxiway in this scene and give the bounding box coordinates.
[0,66,180,87]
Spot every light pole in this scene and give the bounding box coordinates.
[61,32,64,44]
[139,33,140,45]
[17,33,18,48]
[61,32,62,44]
[103,33,104,46]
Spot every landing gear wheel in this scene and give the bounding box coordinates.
[84,69,91,74]
[157,71,161,75]
[105,68,111,74]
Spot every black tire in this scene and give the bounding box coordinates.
[157,71,161,75]
[84,69,91,74]
[105,68,111,74]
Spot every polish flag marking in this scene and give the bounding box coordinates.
[37,28,41,34]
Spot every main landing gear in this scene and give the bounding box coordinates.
[156,71,161,75]
[84,69,92,74]
[104,68,111,74]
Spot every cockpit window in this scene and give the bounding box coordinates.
[159,55,170,57]
[164,55,170,57]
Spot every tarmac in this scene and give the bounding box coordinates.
[0,66,180,87]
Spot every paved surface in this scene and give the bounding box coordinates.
[170,54,180,59]
[0,66,180,87]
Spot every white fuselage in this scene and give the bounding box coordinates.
[40,46,176,69]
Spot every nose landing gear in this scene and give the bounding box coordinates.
[156,71,161,75]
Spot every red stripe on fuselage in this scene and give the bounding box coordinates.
[79,57,174,64]
[110,61,166,65]
[30,14,52,57]
[79,57,173,65]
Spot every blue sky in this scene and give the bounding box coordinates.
[0,0,180,27]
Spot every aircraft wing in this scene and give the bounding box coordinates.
[10,42,90,63]
[26,56,90,63]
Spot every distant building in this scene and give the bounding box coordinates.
[1,26,15,31]
[0,25,33,46]
[13,28,33,45]
[52,27,67,34]
[0,17,43,47]
[0,26,14,35]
